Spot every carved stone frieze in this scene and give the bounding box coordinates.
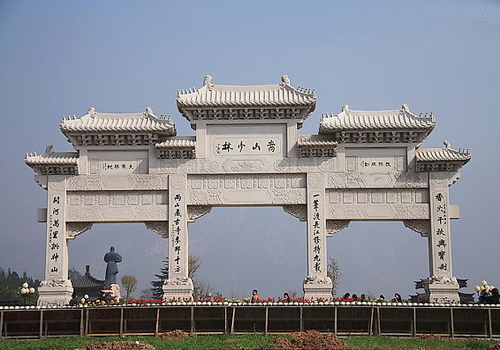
[222,159,266,173]
[145,221,169,238]
[329,204,428,220]
[187,205,212,222]
[66,222,93,239]
[326,220,350,235]
[169,174,187,191]
[165,277,194,286]
[403,220,431,237]
[67,175,169,191]
[327,172,428,189]
[307,173,324,189]
[40,278,73,288]
[283,205,307,221]
[48,176,66,191]
[303,275,332,285]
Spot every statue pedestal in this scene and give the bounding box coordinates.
[37,279,73,307]
[303,276,333,300]
[424,277,460,303]
[162,277,194,301]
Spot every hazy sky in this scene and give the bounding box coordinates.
[0,1,499,300]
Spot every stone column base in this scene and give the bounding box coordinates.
[162,277,194,301]
[303,275,333,300]
[425,276,460,303]
[37,279,73,307]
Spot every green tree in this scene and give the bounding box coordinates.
[327,257,341,297]
[121,275,138,299]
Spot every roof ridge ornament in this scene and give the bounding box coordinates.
[203,74,214,90]
[342,105,350,115]
[145,107,154,117]
[87,107,96,118]
[401,104,410,113]
[45,144,53,154]
[443,140,451,149]
[281,75,291,86]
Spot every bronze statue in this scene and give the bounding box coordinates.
[103,246,122,284]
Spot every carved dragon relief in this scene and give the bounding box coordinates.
[326,220,351,236]
[66,222,93,239]
[187,205,212,222]
[282,205,307,221]
[403,219,431,237]
[145,221,169,238]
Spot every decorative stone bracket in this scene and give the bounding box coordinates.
[145,221,169,238]
[326,220,350,236]
[187,205,212,223]
[403,220,431,237]
[283,205,307,221]
[66,222,93,239]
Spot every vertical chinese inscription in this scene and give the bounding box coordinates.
[311,193,322,274]
[48,194,62,275]
[433,191,450,275]
[170,193,184,274]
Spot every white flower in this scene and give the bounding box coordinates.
[22,282,29,289]
[475,286,481,292]
[482,280,488,286]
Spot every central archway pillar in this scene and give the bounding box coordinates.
[303,173,333,299]
[162,174,194,301]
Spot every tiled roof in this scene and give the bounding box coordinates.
[177,75,316,109]
[72,272,106,289]
[155,138,196,149]
[416,146,471,163]
[297,137,338,148]
[25,152,79,166]
[320,105,435,133]
[60,107,176,135]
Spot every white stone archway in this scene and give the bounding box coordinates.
[26,75,471,306]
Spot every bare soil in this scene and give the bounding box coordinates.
[271,330,347,349]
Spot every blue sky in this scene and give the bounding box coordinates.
[0,1,499,299]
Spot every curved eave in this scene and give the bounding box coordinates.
[155,138,196,149]
[25,153,79,175]
[319,107,435,135]
[176,83,316,121]
[416,147,472,172]
[60,111,176,136]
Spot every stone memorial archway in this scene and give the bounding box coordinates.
[26,75,471,306]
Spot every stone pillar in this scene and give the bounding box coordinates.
[162,174,194,301]
[303,173,333,299]
[425,172,459,303]
[38,176,73,306]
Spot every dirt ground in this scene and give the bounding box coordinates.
[271,330,347,349]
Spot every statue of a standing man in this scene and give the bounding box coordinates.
[104,246,122,284]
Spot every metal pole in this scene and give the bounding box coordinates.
[119,307,124,337]
[191,307,194,333]
[369,307,374,336]
[224,307,228,334]
[0,310,3,339]
[376,307,381,336]
[334,307,338,335]
[412,307,417,337]
[230,307,236,334]
[265,307,268,335]
[39,310,44,338]
[450,308,454,338]
[85,308,89,336]
[80,308,84,337]
[155,308,160,336]
[300,307,303,332]
[488,308,493,339]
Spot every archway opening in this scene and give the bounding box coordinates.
[328,221,428,301]
[189,206,306,300]
[69,223,166,298]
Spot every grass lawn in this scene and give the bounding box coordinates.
[0,335,496,349]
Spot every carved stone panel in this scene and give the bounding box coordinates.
[403,220,431,237]
[283,205,307,221]
[145,221,169,238]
